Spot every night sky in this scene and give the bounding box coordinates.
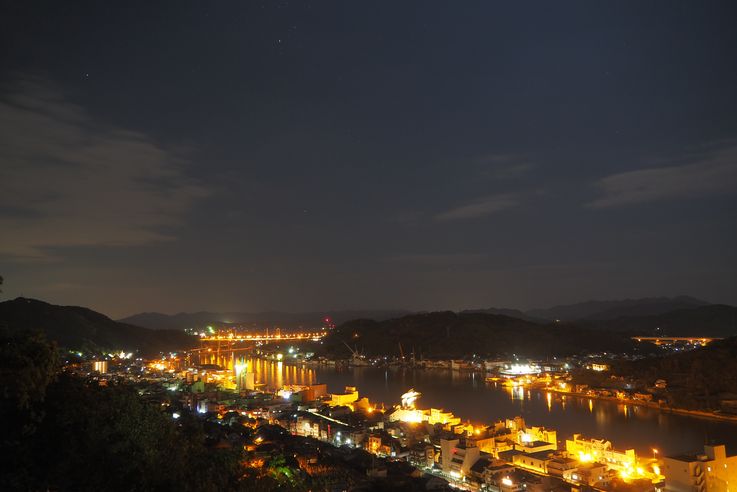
[2,1,736,318]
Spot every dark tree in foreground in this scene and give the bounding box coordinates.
[0,331,249,491]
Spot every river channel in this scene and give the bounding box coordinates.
[212,355,737,457]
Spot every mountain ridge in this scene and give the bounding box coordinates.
[524,295,709,321]
[0,297,196,355]
[119,309,414,331]
[581,304,737,338]
[121,296,716,330]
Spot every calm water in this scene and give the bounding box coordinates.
[205,353,737,456]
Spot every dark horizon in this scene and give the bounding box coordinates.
[1,293,722,323]
[2,2,736,318]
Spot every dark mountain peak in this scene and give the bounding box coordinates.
[0,297,195,355]
[526,296,710,321]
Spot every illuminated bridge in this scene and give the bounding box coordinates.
[199,332,325,343]
[632,336,722,346]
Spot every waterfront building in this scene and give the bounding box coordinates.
[664,444,737,492]
[329,386,359,406]
[565,433,637,472]
[279,383,327,402]
[499,362,542,376]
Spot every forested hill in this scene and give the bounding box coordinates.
[581,304,737,338]
[0,298,196,355]
[320,311,642,359]
[611,336,737,411]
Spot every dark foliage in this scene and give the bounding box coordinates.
[0,331,248,491]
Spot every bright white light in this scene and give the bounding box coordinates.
[172,412,180,419]
[401,389,421,409]
[502,363,539,375]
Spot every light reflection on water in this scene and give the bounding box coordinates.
[212,354,737,455]
[199,352,318,388]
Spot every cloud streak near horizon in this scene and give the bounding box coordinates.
[588,144,737,208]
[0,75,209,260]
[435,193,520,221]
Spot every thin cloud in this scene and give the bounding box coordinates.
[387,253,487,266]
[587,144,737,208]
[435,193,520,221]
[476,153,534,179]
[0,75,209,260]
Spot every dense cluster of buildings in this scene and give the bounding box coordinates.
[74,352,737,492]
[272,385,669,491]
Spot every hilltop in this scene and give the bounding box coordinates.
[320,311,645,359]
[0,298,196,355]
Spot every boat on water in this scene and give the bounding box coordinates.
[350,354,372,367]
[423,360,451,369]
[450,359,473,371]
